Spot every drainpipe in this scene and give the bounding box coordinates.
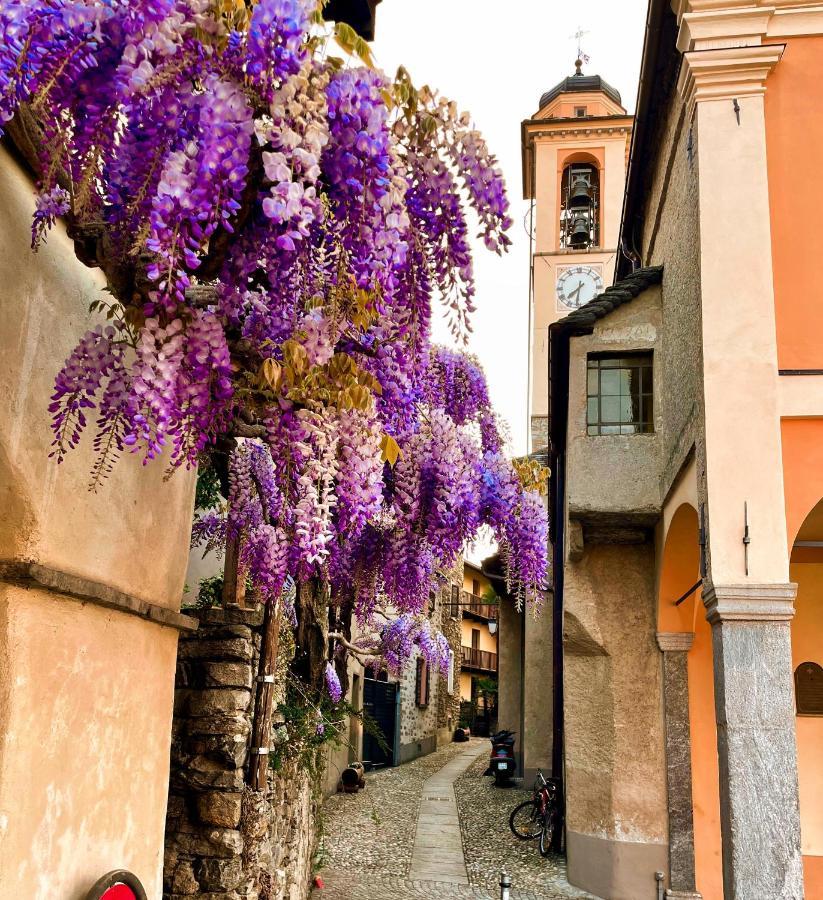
[548,326,569,787]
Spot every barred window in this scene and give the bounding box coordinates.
[587,353,653,435]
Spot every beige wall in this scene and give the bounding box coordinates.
[460,619,496,655]
[564,543,668,896]
[0,148,195,898]
[566,288,662,524]
[496,599,522,738]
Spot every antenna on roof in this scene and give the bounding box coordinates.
[571,27,591,72]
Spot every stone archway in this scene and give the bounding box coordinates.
[656,503,721,900]
[789,497,823,895]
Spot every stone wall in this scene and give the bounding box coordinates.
[640,78,703,500]
[398,565,464,762]
[165,607,319,900]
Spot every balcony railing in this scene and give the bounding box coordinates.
[462,591,496,620]
[461,645,498,673]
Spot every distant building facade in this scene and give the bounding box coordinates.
[457,561,498,735]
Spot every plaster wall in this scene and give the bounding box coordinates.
[495,599,522,739]
[0,586,178,899]
[696,92,789,584]
[0,148,195,898]
[563,542,667,897]
[537,92,625,120]
[521,610,553,780]
[462,564,492,597]
[459,671,473,703]
[789,562,823,862]
[766,34,823,370]
[566,288,662,522]
[657,500,723,900]
[461,619,496,655]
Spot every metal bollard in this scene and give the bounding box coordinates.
[499,870,512,900]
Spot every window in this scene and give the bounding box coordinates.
[446,649,455,695]
[415,657,430,707]
[586,353,653,435]
[450,584,460,618]
[574,106,587,117]
[471,628,480,650]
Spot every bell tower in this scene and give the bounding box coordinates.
[522,60,633,451]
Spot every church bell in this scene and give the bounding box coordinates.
[569,214,590,247]
[568,176,592,209]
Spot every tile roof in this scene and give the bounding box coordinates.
[551,266,663,334]
[539,73,622,111]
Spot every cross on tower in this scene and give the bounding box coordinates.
[571,27,591,68]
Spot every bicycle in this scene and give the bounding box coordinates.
[508,769,560,857]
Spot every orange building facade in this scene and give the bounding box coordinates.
[540,2,823,898]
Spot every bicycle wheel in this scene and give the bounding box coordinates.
[509,800,542,840]
[539,816,555,857]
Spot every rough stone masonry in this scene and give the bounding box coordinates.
[164,607,319,900]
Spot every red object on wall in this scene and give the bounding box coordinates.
[99,887,137,900]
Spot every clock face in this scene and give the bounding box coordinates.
[556,265,604,310]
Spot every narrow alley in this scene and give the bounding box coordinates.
[313,741,594,900]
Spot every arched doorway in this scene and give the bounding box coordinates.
[789,497,823,895]
[657,503,722,900]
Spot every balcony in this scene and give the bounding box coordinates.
[462,591,496,620]
[461,646,498,673]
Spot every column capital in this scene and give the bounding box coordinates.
[677,7,775,53]
[656,631,695,652]
[703,582,796,624]
[677,43,785,119]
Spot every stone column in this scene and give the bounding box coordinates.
[656,632,702,900]
[704,584,803,900]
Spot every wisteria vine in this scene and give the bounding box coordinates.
[0,0,548,698]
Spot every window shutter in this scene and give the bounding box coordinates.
[415,657,430,707]
[424,661,430,705]
[451,584,459,617]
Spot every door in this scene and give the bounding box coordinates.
[362,677,398,770]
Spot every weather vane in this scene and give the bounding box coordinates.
[572,27,591,67]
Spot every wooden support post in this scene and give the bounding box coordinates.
[248,597,283,791]
[221,534,246,608]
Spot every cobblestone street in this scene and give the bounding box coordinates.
[312,740,596,900]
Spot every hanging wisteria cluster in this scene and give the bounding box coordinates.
[0,0,548,692]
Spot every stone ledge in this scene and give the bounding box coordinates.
[0,559,198,632]
[703,582,797,624]
[657,631,695,652]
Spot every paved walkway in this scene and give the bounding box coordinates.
[314,739,596,900]
[407,741,485,884]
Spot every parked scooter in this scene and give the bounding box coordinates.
[484,729,516,786]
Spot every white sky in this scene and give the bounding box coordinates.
[372,0,648,456]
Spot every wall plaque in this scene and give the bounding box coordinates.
[795,662,823,716]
